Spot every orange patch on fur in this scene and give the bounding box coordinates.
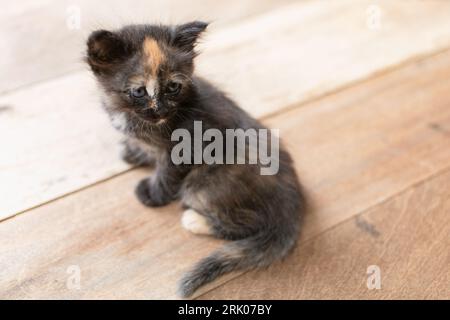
[143,38,165,76]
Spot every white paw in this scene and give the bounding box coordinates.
[181,209,212,235]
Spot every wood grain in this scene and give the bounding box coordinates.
[199,169,450,299]
[1,50,450,299]
[2,0,450,220]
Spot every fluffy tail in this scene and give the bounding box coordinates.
[178,225,298,298]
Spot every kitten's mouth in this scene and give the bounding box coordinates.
[142,116,167,125]
[135,110,167,125]
[155,118,167,125]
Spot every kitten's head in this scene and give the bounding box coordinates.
[86,22,208,124]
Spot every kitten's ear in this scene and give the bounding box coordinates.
[173,21,208,52]
[86,30,131,74]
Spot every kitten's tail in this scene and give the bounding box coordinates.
[178,223,298,298]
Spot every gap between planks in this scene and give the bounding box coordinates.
[260,46,450,121]
[0,168,134,224]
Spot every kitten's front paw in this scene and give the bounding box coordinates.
[135,178,172,207]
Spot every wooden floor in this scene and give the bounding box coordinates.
[1,0,449,299]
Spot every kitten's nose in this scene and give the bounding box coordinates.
[154,104,168,117]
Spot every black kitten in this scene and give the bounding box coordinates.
[86,21,305,297]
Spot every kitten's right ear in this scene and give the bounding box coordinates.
[86,30,130,74]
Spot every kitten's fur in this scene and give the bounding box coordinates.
[86,22,305,297]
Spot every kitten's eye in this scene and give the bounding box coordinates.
[131,86,147,98]
[166,81,181,95]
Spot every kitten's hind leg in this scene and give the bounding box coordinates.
[181,209,214,236]
[121,137,157,167]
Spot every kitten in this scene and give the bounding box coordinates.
[86,21,305,297]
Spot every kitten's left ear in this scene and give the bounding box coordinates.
[173,21,209,52]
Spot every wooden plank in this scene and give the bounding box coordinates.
[1,50,450,299]
[200,169,450,299]
[0,0,294,93]
[0,73,128,220]
[198,0,450,118]
[2,0,450,220]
